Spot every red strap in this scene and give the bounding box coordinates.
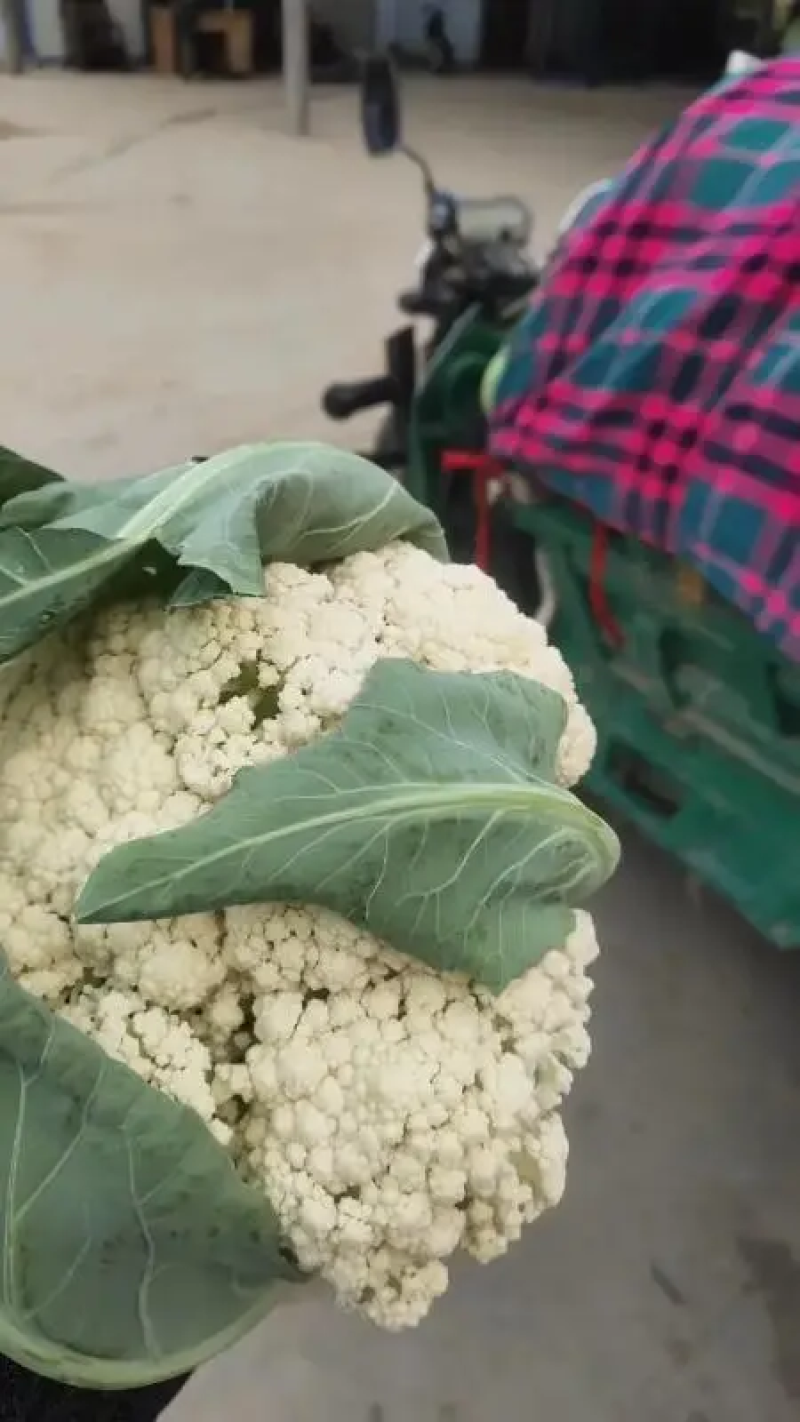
[441,450,502,572]
[442,455,623,649]
[589,523,624,649]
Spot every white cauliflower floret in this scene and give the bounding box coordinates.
[239,907,596,1327]
[329,545,593,785]
[0,541,601,1332]
[62,987,217,1124]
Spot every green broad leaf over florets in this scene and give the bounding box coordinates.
[0,955,300,1390]
[78,659,619,992]
[0,442,447,665]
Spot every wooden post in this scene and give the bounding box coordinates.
[282,0,310,136]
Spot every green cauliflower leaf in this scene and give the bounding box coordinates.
[78,661,619,992]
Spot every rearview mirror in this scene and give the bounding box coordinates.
[360,55,402,157]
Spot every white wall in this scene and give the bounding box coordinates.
[377,0,484,65]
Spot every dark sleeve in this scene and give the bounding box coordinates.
[0,1356,190,1422]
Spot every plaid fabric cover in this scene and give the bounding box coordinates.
[489,59,800,661]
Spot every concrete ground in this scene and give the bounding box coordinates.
[0,70,684,475]
[0,69,799,1422]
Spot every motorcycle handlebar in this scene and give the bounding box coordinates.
[398,289,452,318]
[322,375,397,421]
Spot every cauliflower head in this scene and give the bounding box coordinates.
[0,540,599,1330]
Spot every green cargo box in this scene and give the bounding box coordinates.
[510,498,800,950]
[407,305,800,948]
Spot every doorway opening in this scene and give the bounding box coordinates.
[478,0,737,84]
[480,0,531,70]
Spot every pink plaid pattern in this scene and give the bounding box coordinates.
[490,59,800,660]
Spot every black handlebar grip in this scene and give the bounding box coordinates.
[323,376,396,421]
[398,291,431,316]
